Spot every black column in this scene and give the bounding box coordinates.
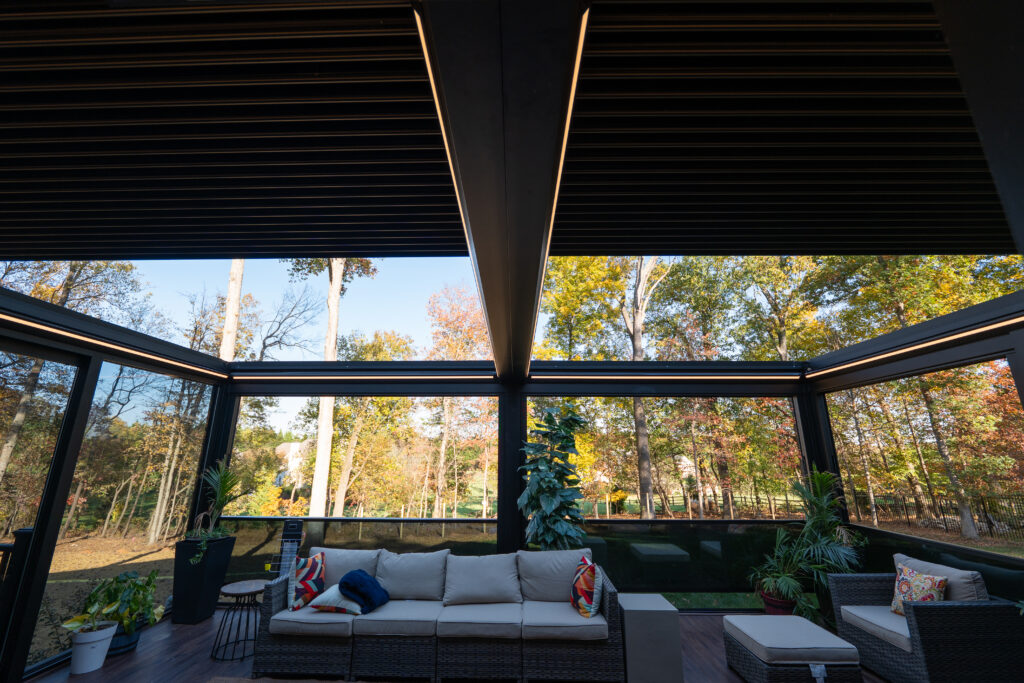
[793,384,847,521]
[497,383,527,553]
[187,384,240,531]
[0,353,101,680]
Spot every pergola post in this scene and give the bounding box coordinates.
[792,384,847,520]
[187,385,240,532]
[497,382,527,553]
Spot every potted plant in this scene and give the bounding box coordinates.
[173,459,244,624]
[62,585,118,675]
[517,408,587,550]
[748,469,862,620]
[89,569,165,655]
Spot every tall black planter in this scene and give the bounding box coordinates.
[172,535,236,624]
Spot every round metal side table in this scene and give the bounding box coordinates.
[210,579,266,661]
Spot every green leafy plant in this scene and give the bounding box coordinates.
[78,570,165,635]
[187,459,244,565]
[62,582,118,634]
[517,408,587,550]
[749,469,863,620]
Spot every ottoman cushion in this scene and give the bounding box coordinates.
[723,615,859,664]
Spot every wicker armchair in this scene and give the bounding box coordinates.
[522,575,625,683]
[252,575,354,680]
[828,573,1024,683]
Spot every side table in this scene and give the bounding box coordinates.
[211,579,266,661]
[618,592,685,683]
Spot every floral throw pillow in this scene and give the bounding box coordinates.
[570,555,604,619]
[289,551,326,611]
[891,562,946,616]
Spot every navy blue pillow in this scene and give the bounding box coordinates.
[339,569,390,613]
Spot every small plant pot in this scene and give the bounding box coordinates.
[760,592,797,616]
[69,621,117,675]
[108,620,144,656]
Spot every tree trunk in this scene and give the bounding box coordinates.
[432,398,451,518]
[218,258,245,361]
[332,397,369,517]
[689,421,705,519]
[480,446,490,518]
[878,399,932,520]
[309,257,347,517]
[848,394,879,527]
[101,478,129,537]
[902,397,939,515]
[59,479,84,540]
[633,396,655,519]
[917,380,979,539]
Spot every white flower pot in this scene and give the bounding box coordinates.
[69,621,117,675]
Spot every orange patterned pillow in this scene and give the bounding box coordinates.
[891,562,946,615]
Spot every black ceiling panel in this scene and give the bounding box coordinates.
[549,0,1014,255]
[0,0,467,259]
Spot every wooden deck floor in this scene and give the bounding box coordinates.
[30,612,886,683]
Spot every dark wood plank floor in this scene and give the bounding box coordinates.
[30,612,886,683]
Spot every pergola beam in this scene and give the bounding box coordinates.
[416,0,587,380]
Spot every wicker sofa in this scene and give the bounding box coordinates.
[828,553,1024,683]
[252,546,624,682]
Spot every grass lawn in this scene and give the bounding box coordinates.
[661,592,763,610]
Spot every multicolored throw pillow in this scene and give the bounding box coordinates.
[570,555,603,618]
[309,584,363,614]
[289,551,326,611]
[891,562,946,615]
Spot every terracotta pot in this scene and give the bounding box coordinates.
[760,591,797,615]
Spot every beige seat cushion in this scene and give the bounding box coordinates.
[516,549,592,602]
[352,599,443,636]
[437,603,522,639]
[521,600,607,640]
[269,606,355,637]
[443,553,522,605]
[376,549,450,600]
[723,615,859,664]
[892,553,988,602]
[310,547,381,588]
[841,605,912,653]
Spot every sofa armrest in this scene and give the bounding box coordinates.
[905,600,1024,679]
[259,574,288,636]
[828,573,895,618]
[599,570,622,641]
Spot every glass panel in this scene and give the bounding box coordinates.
[229,395,499,518]
[534,255,1023,361]
[826,359,1024,559]
[28,363,212,667]
[0,349,76,539]
[527,396,804,520]
[1,257,488,361]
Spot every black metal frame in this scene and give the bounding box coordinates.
[3,283,1024,678]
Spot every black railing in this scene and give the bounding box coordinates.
[849,492,1024,543]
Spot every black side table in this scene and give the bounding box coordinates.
[210,579,266,661]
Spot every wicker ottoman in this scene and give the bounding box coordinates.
[723,615,861,683]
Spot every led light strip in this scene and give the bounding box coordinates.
[530,374,802,381]
[232,374,496,381]
[805,313,1024,379]
[0,312,228,379]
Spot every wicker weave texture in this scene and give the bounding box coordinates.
[437,637,522,680]
[723,631,862,683]
[351,634,437,682]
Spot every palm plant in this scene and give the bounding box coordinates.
[517,408,587,550]
[749,469,863,620]
[187,459,244,564]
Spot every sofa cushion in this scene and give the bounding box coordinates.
[437,603,522,639]
[311,547,380,588]
[516,549,592,602]
[841,605,912,653]
[893,553,988,602]
[269,606,355,637]
[521,600,608,640]
[376,549,450,600]
[570,555,603,618]
[352,599,443,636]
[309,584,362,614]
[723,615,859,664]
[289,552,326,610]
[443,553,522,605]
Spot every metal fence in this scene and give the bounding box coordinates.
[849,491,1024,543]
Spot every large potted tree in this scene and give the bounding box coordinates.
[517,408,588,550]
[173,459,243,624]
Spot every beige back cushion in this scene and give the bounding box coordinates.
[311,547,380,588]
[443,553,523,605]
[376,549,450,600]
[892,553,988,601]
[516,548,592,602]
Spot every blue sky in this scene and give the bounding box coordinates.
[133,257,479,360]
